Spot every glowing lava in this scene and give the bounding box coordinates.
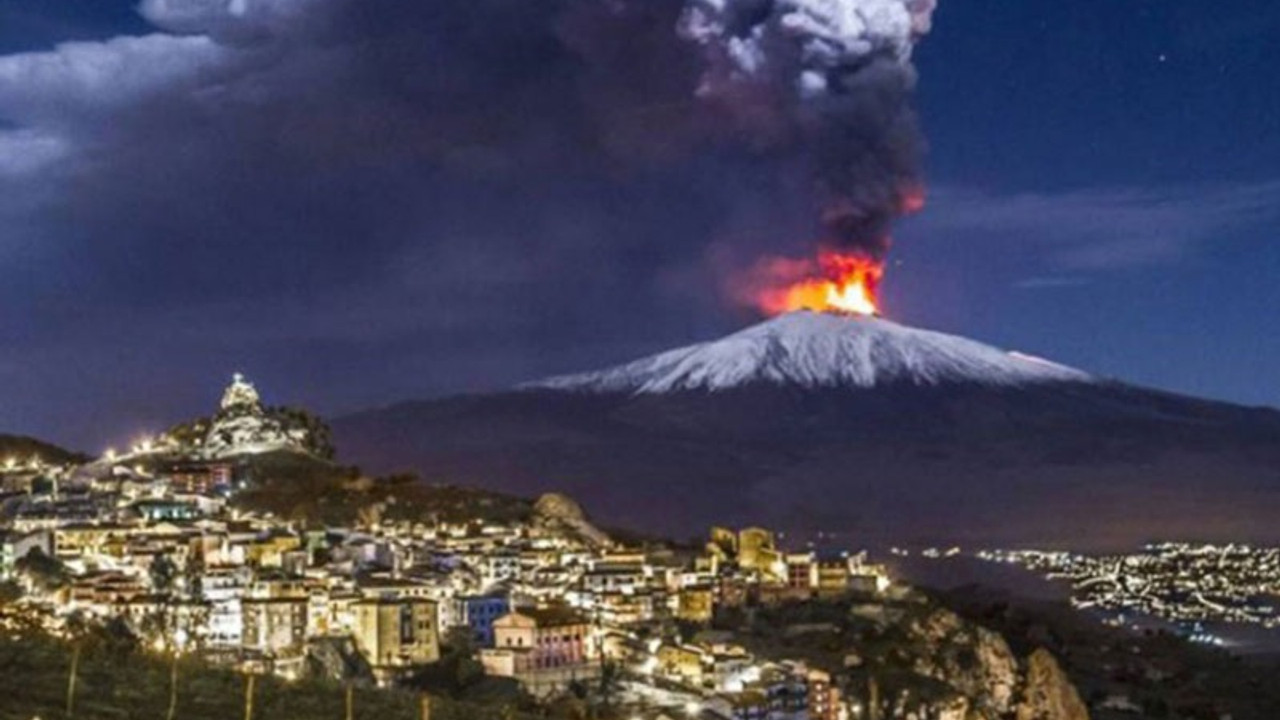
[753,252,884,317]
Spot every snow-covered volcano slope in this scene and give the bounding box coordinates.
[531,311,1092,393]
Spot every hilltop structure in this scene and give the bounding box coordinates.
[220,373,263,412]
[162,374,334,460]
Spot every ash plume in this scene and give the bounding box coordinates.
[679,0,937,257]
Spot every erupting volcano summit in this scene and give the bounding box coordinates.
[748,253,887,317]
[532,311,1092,394]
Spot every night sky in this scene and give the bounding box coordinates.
[1,0,1277,452]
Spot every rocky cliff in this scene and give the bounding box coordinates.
[905,602,1088,720]
[722,589,1089,720]
[1016,649,1090,720]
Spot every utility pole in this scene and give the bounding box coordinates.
[867,676,879,720]
[243,672,256,720]
[65,644,81,719]
[166,652,180,720]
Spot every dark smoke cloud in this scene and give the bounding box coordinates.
[680,0,936,256]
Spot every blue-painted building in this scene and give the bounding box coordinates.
[461,594,510,648]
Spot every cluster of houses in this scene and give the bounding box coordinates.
[0,376,892,720]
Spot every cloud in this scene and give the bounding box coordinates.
[138,0,316,42]
[0,0,805,447]
[915,182,1280,272]
[0,34,228,126]
[1012,276,1092,291]
[0,128,66,175]
[0,1,714,311]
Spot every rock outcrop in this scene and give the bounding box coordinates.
[534,492,610,548]
[1015,648,1090,720]
[903,604,1090,720]
[746,591,1090,720]
[910,605,1021,715]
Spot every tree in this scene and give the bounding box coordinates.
[15,547,68,592]
[594,660,622,714]
[85,616,140,659]
[442,626,477,656]
[411,630,486,699]
[547,693,588,720]
[150,554,178,594]
[0,580,22,605]
[183,550,205,598]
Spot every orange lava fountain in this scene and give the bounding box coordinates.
[753,252,884,317]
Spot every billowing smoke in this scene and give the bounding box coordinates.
[679,0,937,258]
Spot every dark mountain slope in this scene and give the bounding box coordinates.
[334,313,1280,549]
[0,433,86,466]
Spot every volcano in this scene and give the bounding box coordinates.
[334,312,1280,549]
[530,312,1091,393]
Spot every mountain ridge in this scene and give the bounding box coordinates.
[0,434,87,466]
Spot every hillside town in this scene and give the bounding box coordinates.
[0,375,909,720]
